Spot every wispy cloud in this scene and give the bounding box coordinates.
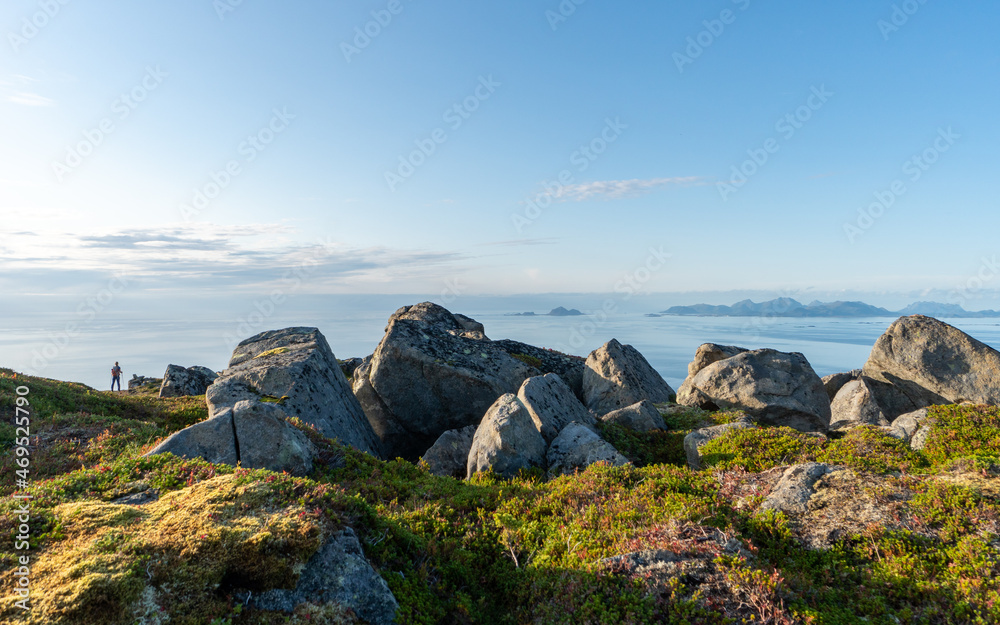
[547,176,704,202]
[7,92,53,107]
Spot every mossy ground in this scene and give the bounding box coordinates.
[1,369,998,624]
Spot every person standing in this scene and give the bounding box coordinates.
[111,362,122,391]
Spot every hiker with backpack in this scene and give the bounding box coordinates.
[111,362,122,391]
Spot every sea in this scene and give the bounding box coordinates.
[6,293,1000,393]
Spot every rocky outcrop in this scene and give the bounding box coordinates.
[207,327,382,458]
[677,349,831,433]
[146,400,317,476]
[128,374,160,392]
[599,400,667,432]
[421,425,476,478]
[546,422,628,476]
[683,416,756,470]
[887,408,930,443]
[246,527,399,625]
[353,303,536,460]
[760,463,835,515]
[493,339,586,399]
[686,343,748,379]
[158,365,218,398]
[829,378,890,428]
[863,315,1000,412]
[821,370,862,401]
[583,339,676,415]
[516,374,594,444]
[467,394,546,479]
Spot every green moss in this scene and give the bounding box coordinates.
[698,426,825,472]
[922,404,1000,468]
[817,426,928,474]
[509,353,543,369]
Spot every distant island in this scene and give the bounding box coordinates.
[506,306,584,317]
[649,298,1000,318]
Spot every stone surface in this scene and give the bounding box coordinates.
[159,364,218,398]
[145,409,239,466]
[760,463,834,515]
[821,370,862,401]
[207,327,382,457]
[232,401,316,476]
[583,339,676,415]
[546,421,629,476]
[599,400,667,432]
[686,343,748,379]
[421,425,477,478]
[683,417,756,470]
[247,527,399,625]
[887,408,930,443]
[493,339,586,399]
[863,315,1000,412]
[353,303,535,460]
[677,349,832,433]
[128,375,161,391]
[516,374,594,443]
[829,378,890,428]
[467,394,546,479]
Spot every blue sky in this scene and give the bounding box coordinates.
[2,0,999,304]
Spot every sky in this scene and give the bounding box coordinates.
[2,0,1000,309]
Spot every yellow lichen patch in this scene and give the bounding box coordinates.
[252,347,293,360]
[0,474,325,625]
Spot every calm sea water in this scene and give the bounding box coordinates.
[7,300,1000,393]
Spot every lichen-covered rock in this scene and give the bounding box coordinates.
[599,400,667,432]
[887,408,930,443]
[821,369,862,401]
[144,409,238,465]
[421,425,477,478]
[232,401,316,476]
[128,374,161,391]
[583,339,676,415]
[677,349,831,433]
[863,315,1000,412]
[546,422,628,476]
[494,339,586,398]
[683,417,756,470]
[158,364,218,398]
[247,527,399,625]
[516,373,594,443]
[353,303,535,460]
[760,462,834,515]
[686,343,748,379]
[467,394,546,479]
[207,327,382,458]
[829,378,890,428]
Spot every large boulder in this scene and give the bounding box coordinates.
[421,425,477,478]
[493,339,587,399]
[158,364,218,398]
[467,394,546,479]
[583,339,676,415]
[829,378,890,428]
[546,422,629,476]
[516,374,595,444]
[207,327,382,458]
[686,343,748,379]
[599,400,667,432]
[821,370,862,401]
[247,527,399,625]
[677,349,832,433]
[353,303,536,460]
[862,315,1000,412]
[146,401,317,476]
[683,417,756,470]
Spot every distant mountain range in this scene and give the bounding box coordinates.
[649,298,1000,318]
[506,306,584,317]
